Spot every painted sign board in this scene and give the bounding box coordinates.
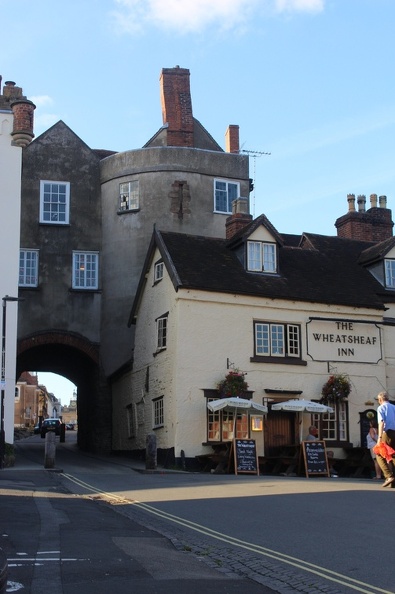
[306,319,382,364]
[302,440,330,478]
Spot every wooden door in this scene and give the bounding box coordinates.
[265,411,297,456]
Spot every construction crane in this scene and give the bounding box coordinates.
[240,149,271,218]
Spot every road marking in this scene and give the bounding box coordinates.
[62,473,391,594]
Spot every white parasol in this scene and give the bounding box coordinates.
[271,399,333,414]
[207,397,268,414]
[271,398,333,442]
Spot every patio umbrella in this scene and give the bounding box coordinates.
[270,399,333,442]
[207,397,268,414]
[271,399,333,414]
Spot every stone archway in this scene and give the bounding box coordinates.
[17,331,112,453]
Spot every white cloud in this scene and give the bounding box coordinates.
[29,96,58,136]
[34,113,59,136]
[30,95,53,108]
[111,0,324,35]
[112,0,257,34]
[275,0,324,12]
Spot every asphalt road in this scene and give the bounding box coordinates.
[3,433,394,594]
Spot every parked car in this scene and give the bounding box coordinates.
[33,423,40,434]
[65,423,75,430]
[40,418,62,438]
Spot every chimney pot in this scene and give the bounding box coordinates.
[379,195,387,208]
[370,193,378,208]
[357,194,366,213]
[232,197,249,215]
[347,193,356,212]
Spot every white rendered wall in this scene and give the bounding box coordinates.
[0,111,22,444]
[126,261,387,458]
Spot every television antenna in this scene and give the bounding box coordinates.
[240,149,271,218]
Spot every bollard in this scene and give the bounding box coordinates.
[44,430,56,469]
[180,449,186,470]
[59,423,66,443]
[146,433,157,470]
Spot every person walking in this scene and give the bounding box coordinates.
[366,421,381,480]
[375,391,395,487]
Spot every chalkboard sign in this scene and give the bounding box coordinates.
[302,440,329,478]
[233,439,259,475]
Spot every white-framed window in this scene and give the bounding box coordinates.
[40,180,70,224]
[385,259,395,288]
[154,261,164,283]
[15,387,20,401]
[207,397,249,442]
[72,251,99,289]
[312,400,348,443]
[119,181,139,211]
[247,241,276,272]
[19,249,39,287]
[254,322,301,358]
[156,314,168,351]
[153,396,164,428]
[214,179,239,213]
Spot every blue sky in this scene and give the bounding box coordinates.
[3,0,395,398]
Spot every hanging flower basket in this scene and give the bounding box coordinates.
[320,374,351,403]
[217,370,249,398]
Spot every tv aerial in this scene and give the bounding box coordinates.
[240,149,271,218]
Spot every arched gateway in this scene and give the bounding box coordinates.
[17,332,111,453]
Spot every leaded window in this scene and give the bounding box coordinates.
[214,179,239,213]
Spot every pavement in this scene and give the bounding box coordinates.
[0,436,280,594]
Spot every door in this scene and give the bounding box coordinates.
[265,411,297,456]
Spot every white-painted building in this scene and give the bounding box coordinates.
[112,197,395,471]
[0,79,34,445]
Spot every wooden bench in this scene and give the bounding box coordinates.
[196,443,232,473]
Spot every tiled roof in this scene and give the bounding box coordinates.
[358,236,395,265]
[157,229,387,310]
[227,213,284,247]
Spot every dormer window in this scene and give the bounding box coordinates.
[247,241,276,273]
[385,259,395,288]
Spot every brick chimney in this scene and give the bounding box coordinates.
[160,66,194,147]
[0,79,35,147]
[225,125,239,153]
[335,193,393,242]
[226,198,253,239]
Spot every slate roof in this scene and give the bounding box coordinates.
[227,213,284,247]
[143,117,223,151]
[358,236,395,265]
[129,224,395,325]
[157,229,389,310]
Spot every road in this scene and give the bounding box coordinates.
[9,433,395,594]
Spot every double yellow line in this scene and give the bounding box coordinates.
[62,473,391,594]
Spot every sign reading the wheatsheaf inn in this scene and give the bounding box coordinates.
[306,319,382,363]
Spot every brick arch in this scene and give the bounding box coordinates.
[18,331,100,365]
[16,330,111,453]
